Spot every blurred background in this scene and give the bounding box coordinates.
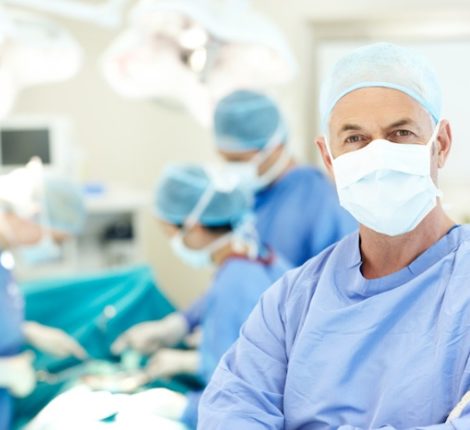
[2,0,470,308]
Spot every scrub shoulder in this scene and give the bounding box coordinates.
[214,257,283,292]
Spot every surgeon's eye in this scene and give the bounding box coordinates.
[389,129,416,142]
[344,135,366,144]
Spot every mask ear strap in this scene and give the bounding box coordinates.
[256,145,291,188]
[184,185,216,231]
[251,124,287,165]
[427,119,442,149]
[323,135,335,162]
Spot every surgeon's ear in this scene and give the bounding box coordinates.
[315,136,335,178]
[436,120,452,169]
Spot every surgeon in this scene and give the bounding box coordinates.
[0,171,87,430]
[213,89,357,268]
[199,42,470,429]
[112,164,290,428]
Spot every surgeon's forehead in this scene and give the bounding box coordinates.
[328,87,433,136]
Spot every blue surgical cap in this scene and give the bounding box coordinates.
[155,164,251,228]
[214,90,288,152]
[43,175,86,235]
[319,42,442,131]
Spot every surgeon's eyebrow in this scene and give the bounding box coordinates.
[383,118,424,133]
[337,123,364,137]
[336,118,425,138]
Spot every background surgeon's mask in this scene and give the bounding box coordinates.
[170,231,232,269]
[330,122,442,236]
[17,234,61,266]
[223,126,290,193]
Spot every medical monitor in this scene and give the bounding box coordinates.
[0,116,72,173]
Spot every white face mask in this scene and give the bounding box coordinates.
[224,147,291,193]
[223,127,291,193]
[170,231,233,269]
[329,122,442,237]
[17,234,62,266]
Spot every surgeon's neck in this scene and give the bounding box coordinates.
[359,204,455,279]
[260,144,297,186]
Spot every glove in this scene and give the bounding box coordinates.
[0,351,36,397]
[116,388,188,424]
[145,348,200,380]
[23,322,88,360]
[111,312,189,356]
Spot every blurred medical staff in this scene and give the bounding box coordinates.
[112,164,290,429]
[214,89,357,267]
[0,173,87,430]
[199,43,470,429]
[181,91,358,346]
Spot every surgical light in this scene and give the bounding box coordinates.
[0,7,82,119]
[102,0,297,125]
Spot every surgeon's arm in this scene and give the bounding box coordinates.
[339,420,470,430]
[198,277,290,430]
[338,398,470,430]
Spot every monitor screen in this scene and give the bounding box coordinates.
[1,128,51,165]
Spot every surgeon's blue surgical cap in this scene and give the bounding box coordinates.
[214,90,288,152]
[155,165,251,227]
[43,175,86,235]
[319,42,442,131]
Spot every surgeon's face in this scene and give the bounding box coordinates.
[315,87,452,184]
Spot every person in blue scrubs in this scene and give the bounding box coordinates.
[112,165,290,428]
[179,90,358,355]
[199,43,470,429]
[213,89,357,267]
[0,249,32,430]
[0,173,87,430]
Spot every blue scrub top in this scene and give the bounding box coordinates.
[0,253,25,430]
[200,225,470,429]
[181,254,290,429]
[182,166,356,335]
[254,166,357,267]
